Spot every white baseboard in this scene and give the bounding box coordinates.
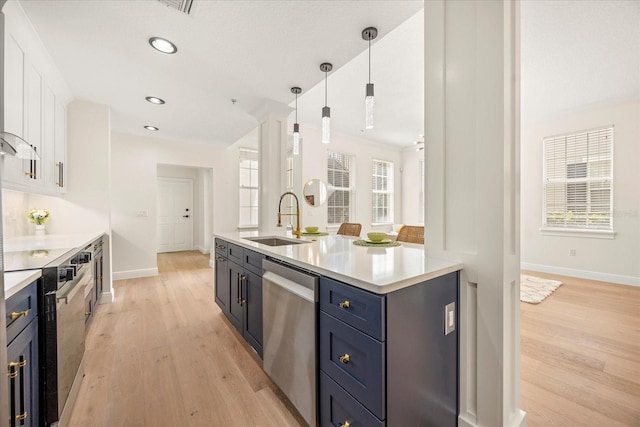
[459,410,526,427]
[196,245,210,255]
[98,291,114,304]
[112,268,158,281]
[521,262,640,287]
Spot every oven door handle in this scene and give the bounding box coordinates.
[56,279,85,306]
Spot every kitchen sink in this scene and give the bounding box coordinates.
[243,236,310,247]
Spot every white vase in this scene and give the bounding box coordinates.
[35,224,46,237]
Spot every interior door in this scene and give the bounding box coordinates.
[157,177,193,253]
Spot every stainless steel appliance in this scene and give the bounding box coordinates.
[262,259,318,427]
[5,245,93,426]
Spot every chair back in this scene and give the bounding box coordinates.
[396,225,424,244]
[337,222,362,237]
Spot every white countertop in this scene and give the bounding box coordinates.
[215,231,463,294]
[4,232,104,252]
[4,270,42,300]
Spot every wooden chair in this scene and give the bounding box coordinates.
[337,222,362,237]
[396,225,424,244]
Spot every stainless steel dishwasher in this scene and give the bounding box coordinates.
[262,259,318,427]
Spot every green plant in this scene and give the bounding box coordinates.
[27,208,50,225]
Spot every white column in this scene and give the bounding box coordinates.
[424,1,525,427]
[250,100,292,235]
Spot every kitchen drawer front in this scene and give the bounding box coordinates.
[6,280,38,344]
[320,312,385,420]
[320,371,385,427]
[243,248,265,276]
[320,277,385,341]
[214,238,228,257]
[227,242,243,265]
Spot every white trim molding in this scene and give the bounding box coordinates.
[112,268,159,281]
[539,227,616,239]
[522,262,640,287]
[195,245,210,255]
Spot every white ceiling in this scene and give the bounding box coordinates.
[17,1,639,149]
[521,0,640,125]
[18,0,425,148]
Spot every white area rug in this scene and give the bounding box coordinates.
[520,275,563,304]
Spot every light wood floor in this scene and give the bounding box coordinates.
[68,251,304,427]
[68,253,640,426]
[520,270,640,427]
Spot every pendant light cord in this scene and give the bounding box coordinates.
[295,92,298,122]
[324,70,328,107]
[368,38,371,84]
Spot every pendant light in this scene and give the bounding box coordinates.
[291,87,302,155]
[362,27,378,129]
[320,62,333,144]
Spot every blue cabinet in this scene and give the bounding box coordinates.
[214,238,264,358]
[6,280,40,427]
[319,272,459,427]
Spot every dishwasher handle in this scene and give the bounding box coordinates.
[263,271,316,303]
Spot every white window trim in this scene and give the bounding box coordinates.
[539,227,616,239]
[238,148,259,228]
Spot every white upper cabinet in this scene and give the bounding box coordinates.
[2,1,72,195]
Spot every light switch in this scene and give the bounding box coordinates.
[444,302,456,335]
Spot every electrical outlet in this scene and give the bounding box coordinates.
[569,248,576,256]
[444,302,456,335]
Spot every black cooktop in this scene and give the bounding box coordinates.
[3,247,76,271]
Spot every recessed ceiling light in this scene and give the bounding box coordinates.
[148,37,177,54]
[144,125,159,131]
[145,96,165,105]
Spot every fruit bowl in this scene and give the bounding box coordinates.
[305,226,319,233]
[367,232,387,242]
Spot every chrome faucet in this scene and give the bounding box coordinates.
[277,191,301,238]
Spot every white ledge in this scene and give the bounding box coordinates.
[539,227,616,239]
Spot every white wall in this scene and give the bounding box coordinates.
[401,146,424,226]
[521,101,640,285]
[111,132,227,278]
[299,125,403,232]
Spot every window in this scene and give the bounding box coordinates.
[238,148,259,227]
[372,159,394,224]
[543,126,613,230]
[327,151,354,225]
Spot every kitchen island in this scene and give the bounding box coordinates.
[214,231,462,427]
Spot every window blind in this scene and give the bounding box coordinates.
[543,126,613,230]
[327,151,353,225]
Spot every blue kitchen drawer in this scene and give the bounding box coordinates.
[320,276,385,341]
[214,238,228,257]
[243,248,265,276]
[320,371,385,427]
[6,280,38,345]
[320,312,385,420]
[227,242,243,265]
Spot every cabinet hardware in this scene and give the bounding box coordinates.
[18,356,26,425]
[15,412,27,422]
[24,172,35,178]
[339,300,350,309]
[240,274,247,305]
[216,244,225,250]
[7,369,18,379]
[10,310,29,320]
[340,422,350,427]
[236,272,241,304]
[338,354,351,364]
[182,215,190,218]
[85,312,91,316]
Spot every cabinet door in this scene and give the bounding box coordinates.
[7,320,39,427]
[214,255,230,315]
[242,269,263,358]
[227,261,243,332]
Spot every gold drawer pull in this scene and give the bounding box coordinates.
[16,411,28,421]
[339,354,350,364]
[10,310,29,320]
[340,422,350,427]
[338,300,350,309]
[7,369,18,379]
[24,172,35,177]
